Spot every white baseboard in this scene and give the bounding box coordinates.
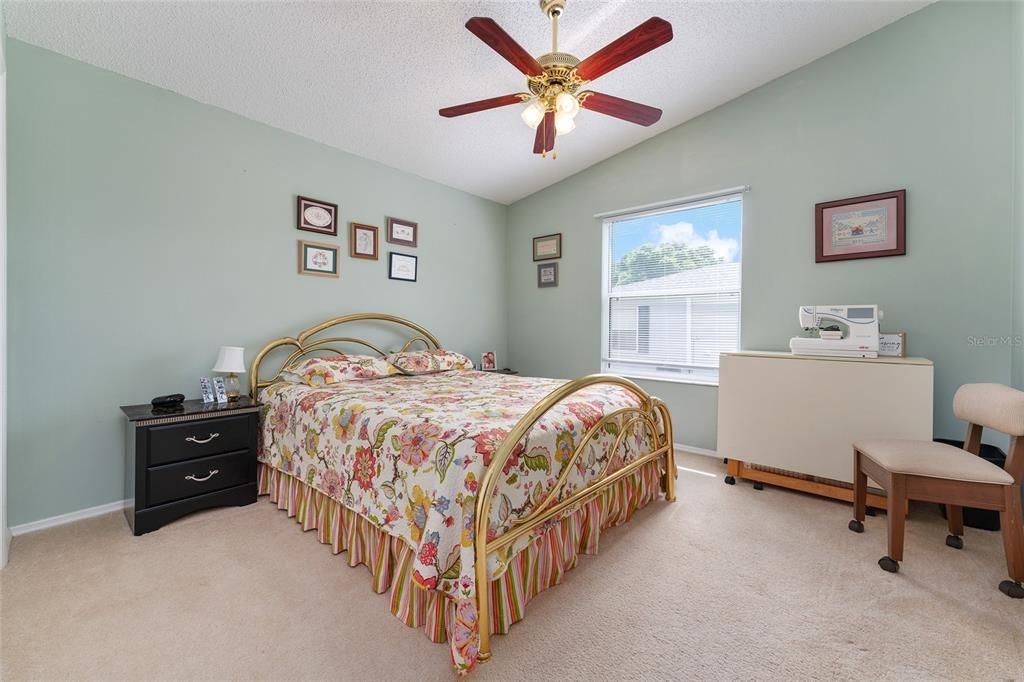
[674,443,719,458]
[10,499,126,537]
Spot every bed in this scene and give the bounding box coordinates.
[249,314,676,674]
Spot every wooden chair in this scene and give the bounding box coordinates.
[847,383,1024,599]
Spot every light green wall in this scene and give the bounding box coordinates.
[507,1,1017,450]
[1014,0,1024,391]
[6,40,508,526]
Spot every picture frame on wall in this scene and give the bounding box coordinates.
[350,223,379,260]
[386,217,418,247]
[815,189,906,262]
[388,252,418,282]
[297,196,338,236]
[537,262,558,288]
[532,233,562,261]
[298,240,340,278]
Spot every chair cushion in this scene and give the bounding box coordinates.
[855,439,1014,485]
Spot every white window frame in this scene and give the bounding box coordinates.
[599,189,745,387]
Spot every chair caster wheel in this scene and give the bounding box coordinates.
[878,556,900,573]
[865,507,877,517]
[723,457,728,464]
[945,535,963,550]
[724,475,736,485]
[848,520,864,533]
[998,580,1024,599]
[753,482,764,491]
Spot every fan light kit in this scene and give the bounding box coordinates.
[439,0,673,158]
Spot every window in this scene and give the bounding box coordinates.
[601,193,743,384]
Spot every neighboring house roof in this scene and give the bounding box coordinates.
[613,261,741,295]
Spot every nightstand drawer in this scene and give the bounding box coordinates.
[147,450,253,506]
[148,414,251,465]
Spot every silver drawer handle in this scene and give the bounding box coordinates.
[185,469,219,482]
[185,432,220,444]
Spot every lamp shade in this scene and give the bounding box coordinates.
[212,346,246,374]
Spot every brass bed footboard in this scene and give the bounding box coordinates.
[474,374,676,662]
[249,314,677,667]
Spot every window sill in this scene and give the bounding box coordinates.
[612,373,720,388]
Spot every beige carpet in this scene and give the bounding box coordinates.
[1,452,1022,681]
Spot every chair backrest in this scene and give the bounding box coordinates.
[953,383,1024,484]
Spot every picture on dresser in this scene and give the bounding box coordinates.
[212,377,229,404]
[386,217,418,247]
[296,195,338,236]
[200,376,215,404]
[481,351,496,371]
[350,223,379,260]
[298,240,340,278]
[388,252,418,282]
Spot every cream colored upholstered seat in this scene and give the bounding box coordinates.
[854,439,1014,485]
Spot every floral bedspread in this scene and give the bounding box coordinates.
[258,370,651,672]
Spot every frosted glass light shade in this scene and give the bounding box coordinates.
[555,91,579,117]
[520,100,545,129]
[554,111,576,135]
[212,346,246,374]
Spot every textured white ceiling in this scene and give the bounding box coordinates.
[5,0,927,204]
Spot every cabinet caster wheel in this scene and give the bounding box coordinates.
[848,520,864,533]
[878,556,900,573]
[999,580,1024,599]
[945,535,963,550]
[752,482,764,491]
[724,475,736,485]
[865,507,877,517]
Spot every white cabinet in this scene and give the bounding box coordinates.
[717,351,933,501]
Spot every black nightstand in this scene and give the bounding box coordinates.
[120,397,261,535]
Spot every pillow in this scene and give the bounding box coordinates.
[280,354,401,387]
[386,349,474,375]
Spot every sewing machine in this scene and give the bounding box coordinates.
[789,305,882,358]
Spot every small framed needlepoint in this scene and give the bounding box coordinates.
[386,217,418,247]
[815,189,906,262]
[537,262,558,288]
[389,252,418,282]
[350,223,379,260]
[298,240,340,278]
[879,332,907,357]
[297,196,338,236]
[533,233,562,261]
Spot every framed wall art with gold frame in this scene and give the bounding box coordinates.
[298,240,340,278]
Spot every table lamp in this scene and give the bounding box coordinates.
[212,346,246,401]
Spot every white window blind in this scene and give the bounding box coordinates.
[601,193,743,384]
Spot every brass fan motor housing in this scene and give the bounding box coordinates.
[527,52,587,104]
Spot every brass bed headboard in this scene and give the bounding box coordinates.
[248,313,442,397]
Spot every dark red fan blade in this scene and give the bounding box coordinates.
[466,17,544,77]
[533,111,556,154]
[575,17,673,82]
[579,91,662,126]
[439,94,525,118]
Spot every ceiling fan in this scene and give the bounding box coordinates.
[439,0,673,158]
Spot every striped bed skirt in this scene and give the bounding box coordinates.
[257,459,662,674]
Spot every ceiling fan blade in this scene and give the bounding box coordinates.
[439,94,527,118]
[466,17,545,77]
[533,111,556,154]
[579,91,662,126]
[575,17,673,82]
